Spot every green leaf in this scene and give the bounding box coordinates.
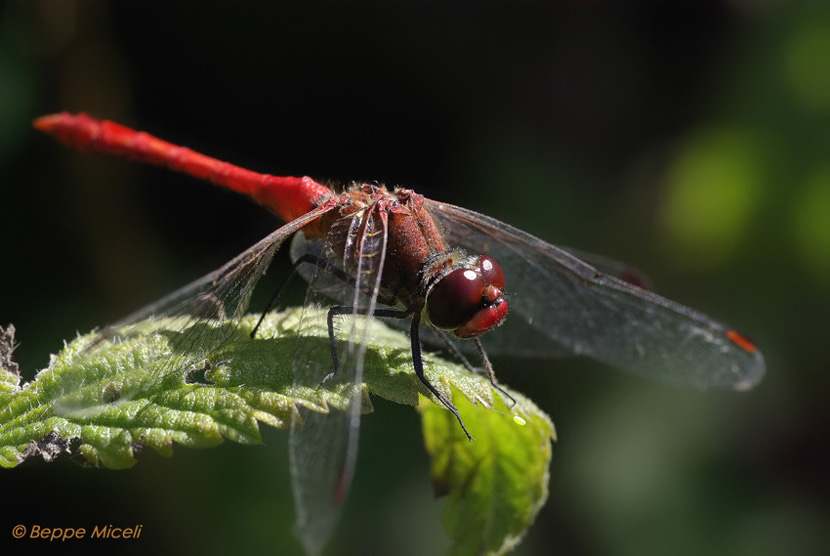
[421,390,555,556]
[0,325,21,395]
[0,308,554,552]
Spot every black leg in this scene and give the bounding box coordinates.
[436,329,478,371]
[251,279,288,339]
[323,304,473,440]
[323,306,410,385]
[310,268,474,440]
[322,305,349,384]
[436,330,516,407]
[250,253,322,339]
[474,338,516,407]
[409,313,473,441]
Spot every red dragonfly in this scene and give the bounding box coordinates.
[34,113,764,553]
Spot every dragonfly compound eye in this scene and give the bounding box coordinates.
[425,259,508,338]
[479,255,505,290]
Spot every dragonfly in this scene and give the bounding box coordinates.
[34,112,765,554]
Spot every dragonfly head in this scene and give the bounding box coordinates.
[424,255,508,338]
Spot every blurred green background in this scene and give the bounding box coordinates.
[2,2,828,555]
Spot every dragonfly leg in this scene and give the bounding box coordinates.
[251,251,399,338]
[251,277,288,339]
[473,338,516,407]
[322,307,409,385]
[249,253,314,339]
[323,306,474,439]
[410,313,473,441]
[322,306,349,384]
[434,331,515,407]
[435,329,479,372]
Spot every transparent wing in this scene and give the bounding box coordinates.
[425,199,765,391]
[397,246,652,361]
[53,203,336,413]
[560,246,652,290]
[289,206,389,555]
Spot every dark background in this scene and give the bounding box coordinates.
[2,1,829,555]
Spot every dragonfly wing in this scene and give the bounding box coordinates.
[425,199,764,391]
[289,205,390,554]
[53,203,338,412]
[560,247,652,290]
